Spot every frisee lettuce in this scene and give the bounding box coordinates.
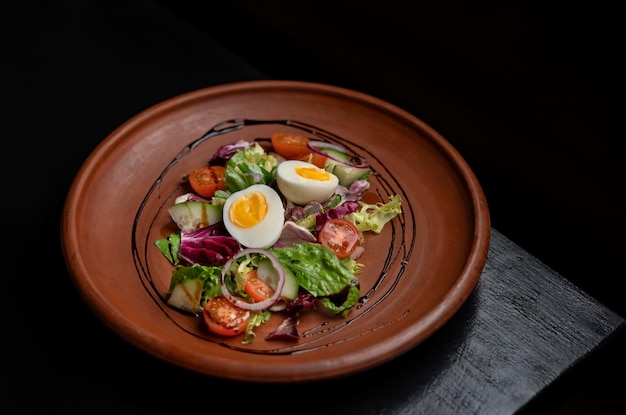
[345,194,402,234]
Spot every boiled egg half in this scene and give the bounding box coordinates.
[222,184,285,249]
[276,160,339,205]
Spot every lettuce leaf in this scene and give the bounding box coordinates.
[346,194,402,234]
[270,243,361,316]
[225,142,278,192]
[168,264,223,303]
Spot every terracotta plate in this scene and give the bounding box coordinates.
[61,80,490,383]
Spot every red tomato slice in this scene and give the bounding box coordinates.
[188,165,227,198]
[294,152,328,169]
[244,270,275,303]
[271,132,310,158]
[202,296,250,337]
[271,132,328,168]
[317,218,361,259]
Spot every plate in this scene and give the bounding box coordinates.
[61,80,490,383]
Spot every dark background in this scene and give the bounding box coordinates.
[3,1,623,414]
[155,0,624,318]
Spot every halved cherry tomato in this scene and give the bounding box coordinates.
[271,132,328,168]
[202,296,250,337]
[188,165,227,198]
[271,132,310,158]
[317,218,361,259]
[294,152,328,169]
[244,270,275,303]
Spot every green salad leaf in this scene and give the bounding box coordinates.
[168,264,223,304]
[270,243,362,317]
[346,194,402,234]
[154,232,181,265]
[225,142,278,192]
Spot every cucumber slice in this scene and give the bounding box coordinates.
[256,258,299,301]
[167,278,203,313]
[325,163,372,187]
[319,147,352,162]
[167,201,222,233]
[318,147,372,186]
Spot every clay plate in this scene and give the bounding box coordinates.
[61,80,490,383]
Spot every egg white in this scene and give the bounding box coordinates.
[276,160,339,205]
[222,184,285,249]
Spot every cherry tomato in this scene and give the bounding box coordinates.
[271,132,328,168]
[202,296,250,337]
[271,132,310,158]
[188,165,227,198]
[244,270,275,303]
[294,152,328,169]
[317,218,361,259]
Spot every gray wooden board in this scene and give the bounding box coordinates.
[266,228,624,415]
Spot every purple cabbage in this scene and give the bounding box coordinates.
[208,139,252,165]
[265,316,299,341]
[178,223,241,266]
[266,293,317,341]
[315,200,361,232]
[335,179,371,201]
[272,221,317,249]
[174,192,212,204]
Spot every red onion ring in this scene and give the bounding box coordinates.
[220,248,286,311]
[307,140,370,169]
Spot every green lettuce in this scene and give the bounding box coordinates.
[346,194,402,234]
[270,243,361,317]
[225,142,278,192]
[168,264,223,304]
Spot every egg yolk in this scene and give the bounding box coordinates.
[295,166,333,181]
[229,191,268,228]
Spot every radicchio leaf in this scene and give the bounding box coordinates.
[273,221,316,248]
[179,223,240,266]
[208,139,252,165]
[266,315,300,341]
[315,200,361,232]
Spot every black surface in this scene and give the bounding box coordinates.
[3,1,624,414]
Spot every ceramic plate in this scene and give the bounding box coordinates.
[61,80,490,383]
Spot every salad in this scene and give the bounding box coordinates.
[155,132,402,344]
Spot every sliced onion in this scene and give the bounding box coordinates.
[307,140,370,169]
[220,248,285,311]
